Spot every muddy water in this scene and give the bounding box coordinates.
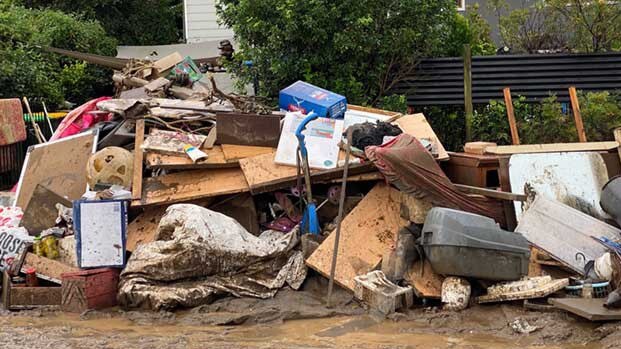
[0,312,606,349]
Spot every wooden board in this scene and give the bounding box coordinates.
[324,172,383,184]
[515,196,621,274]
[485,142,618,155]
[404,259,444,299]
[15,130,96,209]
[306,183,406,292]
[126,206,167,252]
[464,142,497,155]
[221,144,276,162]
[348,104,401,118]
[2,271,61,310]
[216,113,281,147]
[132,119,145,200]
[20,184,72,234]
[144,145,237,170]
[239,152,375,194]
[136,167,250,206]
[549,298,621,321]
[393,114,449,160]
[21,253,79,284]
[476,278,569,304]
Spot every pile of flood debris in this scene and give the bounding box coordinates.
[1,51,621,325]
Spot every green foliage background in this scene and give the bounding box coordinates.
[0,3,117,107]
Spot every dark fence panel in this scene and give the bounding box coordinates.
[392,52,621,106]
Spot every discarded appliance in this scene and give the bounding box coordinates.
[421,207,530,281]
[279,81,347,119]
[73,200,127,269]
[353,270,414,316]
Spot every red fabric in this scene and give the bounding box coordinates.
[50,97,112,141]
[366,134,506,226]
[0,98,26,145]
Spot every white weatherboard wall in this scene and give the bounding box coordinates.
[184,0,233,43]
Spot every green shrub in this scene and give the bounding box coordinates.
[0,4,117,108]
[520,95,575,144]
[580,91,621,141]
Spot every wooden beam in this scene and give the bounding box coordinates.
[463,44,473,142]
[614,128,621,165]
[503,88,520,145]
[569,86,587,142]
[485,141,618,155]
[132,119,145,200]
[454,183,526,201]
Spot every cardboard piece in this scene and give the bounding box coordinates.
[216,113,281,147]
[20,184,72,235]
[15,130,97,210]
[394,114,449,161]
[516,196,621,274]
[138,168,250,206]
[126,206,167,252]
[275,112,344,169]
[153,52,184,75]
[141,129,207,156]
[549,298,621,321]
[74,200,127,268]
[306,183,406,291]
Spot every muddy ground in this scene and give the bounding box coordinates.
[1,284,620,349]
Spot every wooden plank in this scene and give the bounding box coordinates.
[204,126,217,149]
[348,104,401,118]
[22,252,79,284]
[306,183,407,292]
[126,206,167,252]
[614,128,621,165]
[498,156,517,231]
[486,141,618,155]
[239,152,375,194]
[569,86,587,142]
[144,145,237,170]
[454,184,526,201]
[137,167,250,206]
[132,119,145,200]
[324,172,383,184]
[393,114,449,160]
[221,144,276,162]
[404,259,443,299]
[464,44,473,142]
[515,196,621,274]
[464,142,497,155]
[3,271,61,310]
[549,298,621,321]
[503,87,520,145]
[216,113,281,147]
[15,131,96,209]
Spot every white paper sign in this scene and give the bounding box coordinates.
[76,201,126,268]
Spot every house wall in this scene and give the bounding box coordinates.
[184,0,233,43]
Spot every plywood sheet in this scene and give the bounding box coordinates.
[239,152,375,194]
[144,145,237,170]
[509,152,609,220]
[126,206,167,252]
[22,253,79,284]
[306,183,406,292]
[516,196,621,274]
[486,141,618,155]
[221,144,276,162]
[15,131,96,209]
[404,259,443,299]
[549,298,621,321]
[394,114,449,160]
[137,168,250,206]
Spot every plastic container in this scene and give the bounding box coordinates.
[421,207,530,281]
[42,235,59,259]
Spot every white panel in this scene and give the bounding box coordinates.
[185,0,233,43]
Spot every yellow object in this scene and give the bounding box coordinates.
[42,235,59,260]
[33,236,44,257]
[86,147,134,188]
[48,112,68,119]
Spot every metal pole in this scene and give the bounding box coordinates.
[463,44,473,142]
[327,127,353,307]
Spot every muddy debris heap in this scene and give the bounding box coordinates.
[1,50,621,327]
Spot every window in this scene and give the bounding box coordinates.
[456,0,466,11]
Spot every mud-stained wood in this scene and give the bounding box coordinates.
[549,298,621,321]
[132,119,145,200]
[393,114,449,160]
[306,183,406,292]
[485,141,618,155]
[126,206,167,252]
[239,152,375,194]
[22,253,79,284]
[15,131,96,209]
[400,193,433,224]
[221,144,276,162]
[3,271,61,310]
[404,259,444,299]
[144,145,238,170]
[476,278,569,304]
[136,168,250,207]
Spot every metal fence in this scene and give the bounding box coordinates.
[392,52,621,106]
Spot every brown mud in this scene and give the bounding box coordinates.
[0,287,620,349]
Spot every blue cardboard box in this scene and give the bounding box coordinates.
[279,81,347,119]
